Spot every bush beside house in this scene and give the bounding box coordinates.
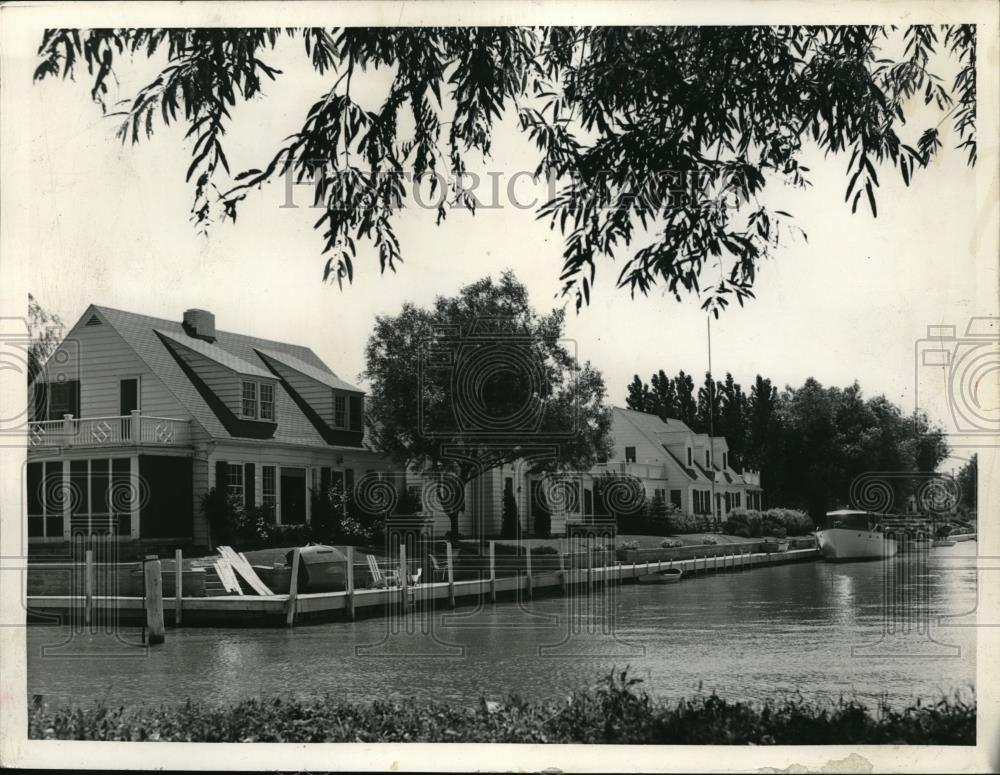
[723,508,814,539]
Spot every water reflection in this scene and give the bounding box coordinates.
[28,542,977,710]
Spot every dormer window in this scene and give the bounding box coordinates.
[260,383,274,420]
[333,394,347,428]
[722,452,727,470]
[705,450,710,468]
[241,380,276,420]
[687,448,692,466]
[242,381,258,417]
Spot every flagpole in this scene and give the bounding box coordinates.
[708,316,717,531]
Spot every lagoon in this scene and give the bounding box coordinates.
[27,542,977,710]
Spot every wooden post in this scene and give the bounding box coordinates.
[525,544,533,601]
[84,549,93,627]
[345,546,356,621]
[143,555,165,645]
[399,543,409,612]
[488,541,496,604]
[586,538,593,594]
[558,551,567,595]
[446,541,456,609]
[285,548,301,627]
[174,549,183,627]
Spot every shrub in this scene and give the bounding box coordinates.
[762,508,813,536]
[28,670,976,744]
[532,545,559,555]
[702,537,718,545]
[666,512,709,535]
[660,538,682,548]
[500,487,520,539]
[618,540,640,550]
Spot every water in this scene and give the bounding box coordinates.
[27,543,978,710]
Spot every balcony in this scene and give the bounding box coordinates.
[593,461,669,480]
[28,412,192,449]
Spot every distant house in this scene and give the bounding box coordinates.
[431,407,765,539]
[27,305,388,548]
[591,407,763,519]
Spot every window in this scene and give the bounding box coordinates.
[47,380,80,420]
[705,450,710,468]
[333,394,346,428]
[241,381,258,417]
[722,452,728,470]
[260,383,274,420]
[228,463,245,505]
[653,488,665,499]
[262,465,277,508]
[625,446,636,463]
[670,489,682,508]
[686,448,692,467]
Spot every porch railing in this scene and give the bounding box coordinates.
[592,461,669,480]
[28,412,192,448]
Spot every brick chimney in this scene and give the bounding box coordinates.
[182,309,216,343]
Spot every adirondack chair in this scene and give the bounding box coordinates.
[429,554,449,582]
[365,554,399,588]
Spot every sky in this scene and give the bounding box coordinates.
[22,33,991,469]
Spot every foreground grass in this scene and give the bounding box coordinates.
[29,672,974,744]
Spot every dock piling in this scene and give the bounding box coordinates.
[446,541,456,608]
[286,548,301,627]
[399,544,409,612]
[143,555,165,645]
[84,548,94,627]
[346,547,356,621]
[488,541,496,604]
[174,549,183,627]
[525,544,533,601]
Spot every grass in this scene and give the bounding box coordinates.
[29,670,974,744]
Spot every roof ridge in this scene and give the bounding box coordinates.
[94,304,322,359]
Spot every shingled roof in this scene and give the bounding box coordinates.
[90,305,370,449]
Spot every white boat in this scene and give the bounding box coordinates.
[816,510,897,562]
[952,532,977,542]
[636,568,683,585]
[932,538,957,548]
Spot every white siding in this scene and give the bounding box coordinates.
[37,312,187,420]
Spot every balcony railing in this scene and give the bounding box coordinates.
[28,413,192,449]
[593,461,669,480]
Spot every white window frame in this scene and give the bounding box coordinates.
[333,394,346,428]
[228,462,245,506]
[241,381,258,418]
[259,383,275,420]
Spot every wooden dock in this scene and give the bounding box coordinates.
[26,547,819,626]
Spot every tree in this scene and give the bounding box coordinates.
[27,293,63,383]
[500,485,520,539]
[34,26,976,313]
[363,271,613,542]
[955,454,977,517]
[672,371,698,429]
[650,369,677,422]
[625,375,651,413]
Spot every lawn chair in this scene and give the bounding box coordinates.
[365,554,399,588]
[429,554,449,582]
